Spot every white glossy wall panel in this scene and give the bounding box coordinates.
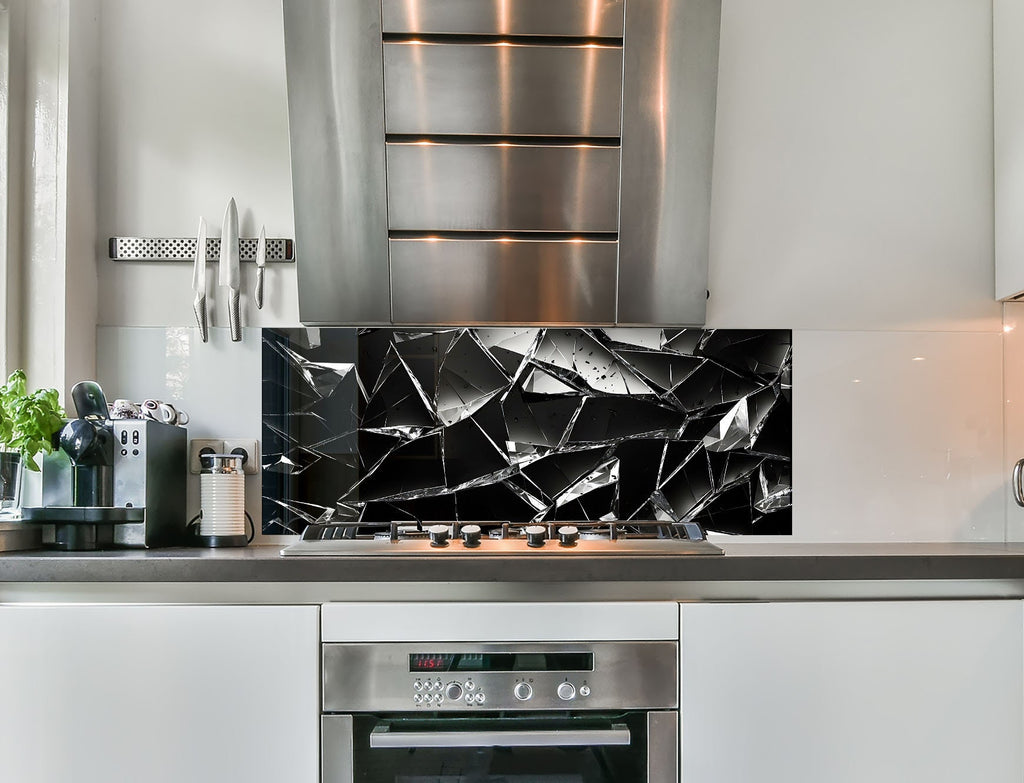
[96,0,297,327]
[792,330,1004,541]
[0,604,319,783]
[95,326,267,537]
[1003,303,1024,539]
[680,601,1023,783]
[707,0,999,331]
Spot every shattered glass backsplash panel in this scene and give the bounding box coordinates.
[262,328,792,535]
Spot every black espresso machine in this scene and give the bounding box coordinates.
[22,381,187,550]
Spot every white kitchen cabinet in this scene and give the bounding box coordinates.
[996,0,1024,300]
[680,601,1023,783]
[0,604,319,783]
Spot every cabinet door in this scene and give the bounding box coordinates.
[680,601,1023,783]
[996,0,1024,299]
[0,605,319,783]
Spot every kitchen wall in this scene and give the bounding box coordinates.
[92,0,1006,542]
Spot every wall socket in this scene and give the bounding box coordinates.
[188,439,224,474]
[188,438,260,475]
[223,439,260,475]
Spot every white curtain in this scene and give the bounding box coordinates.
[0,1,12,380]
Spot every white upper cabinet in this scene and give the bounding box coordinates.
[995,0,1024,300]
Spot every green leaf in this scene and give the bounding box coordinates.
[0,370,65,471]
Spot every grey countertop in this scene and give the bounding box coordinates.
[2,541,1024,583]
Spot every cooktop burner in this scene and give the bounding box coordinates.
[279,519,724,557]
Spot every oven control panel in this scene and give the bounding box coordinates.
[409,674,592,708]
[322,641,677,713]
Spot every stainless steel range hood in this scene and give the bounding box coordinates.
[283,0,721,326]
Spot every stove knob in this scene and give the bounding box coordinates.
[446,682,464,701]
[524,525,547,548]
[427,524,450,547]
[514,682,533,701]
[461,524,482,548]
[557,525,579,547]
[557,682,576,701]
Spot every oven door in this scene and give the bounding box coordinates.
[323,711,677,783]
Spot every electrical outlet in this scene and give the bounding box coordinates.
[223,438,260,475]
[189,439,224,474]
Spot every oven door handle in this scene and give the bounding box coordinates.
[369,723,632,749]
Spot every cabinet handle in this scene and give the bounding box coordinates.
[1013,459,1024,507]
[369,724,630,749]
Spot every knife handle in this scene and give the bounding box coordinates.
[228,289,241,342]
[193,294,209,343]
[255,267,265,310]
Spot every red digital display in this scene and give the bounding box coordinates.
[410,654,454,672]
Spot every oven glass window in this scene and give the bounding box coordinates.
[350,713,647,783]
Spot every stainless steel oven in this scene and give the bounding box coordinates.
[321,641,678,782]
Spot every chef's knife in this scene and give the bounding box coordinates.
[254,224,266,310]
[219,197,241,342]
[192,217,209,342]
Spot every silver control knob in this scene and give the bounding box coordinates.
[427,524,450,547]
[445,682,464,701]
[461,524,482,548]
[557,682,576,701]
[465,680,476,691]
[579,685,591,697]
[413,694,422,705]
[513,682,533,701]
[524,524,547,548]
[413,680,423,691]
[557,525,579,547]
[474,692,486,704]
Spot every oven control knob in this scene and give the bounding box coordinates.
[557,682,576,701]
[557,525,579,547]
[514,682,533,701]
[524,525,547,548]
[579,685,591,697]
[446,682,464,701]
[427,524,450,547]
[461,524,482,548]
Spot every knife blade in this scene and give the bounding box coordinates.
[254,224,266,310]
[219,197,241,342]
[192,217,209,342]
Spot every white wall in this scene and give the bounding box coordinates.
[92,0,1004,541]
[96,0,297,328]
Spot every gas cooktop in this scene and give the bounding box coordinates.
[280,520,724,557]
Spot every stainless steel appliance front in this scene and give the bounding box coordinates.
[284,0,722,327]
[321,641,679,783]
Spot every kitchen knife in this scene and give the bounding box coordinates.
[192,217,209,342]
[219,197,241,342]
[254,224,266,310]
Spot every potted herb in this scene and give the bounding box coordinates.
[0,370,65,514]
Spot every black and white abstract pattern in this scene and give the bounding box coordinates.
[262,328,792,535]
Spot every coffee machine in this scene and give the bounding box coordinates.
[22,381,187,550]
